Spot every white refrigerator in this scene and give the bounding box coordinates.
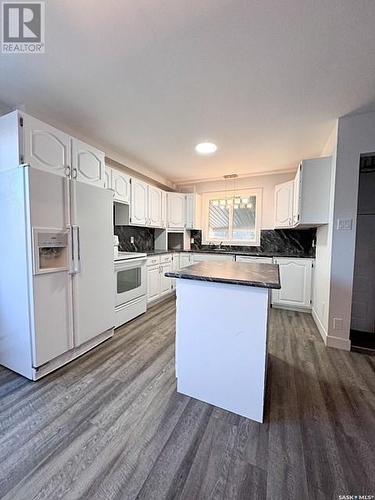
[0,165,114,380]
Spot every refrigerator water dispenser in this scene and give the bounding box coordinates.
[33,228,69,274]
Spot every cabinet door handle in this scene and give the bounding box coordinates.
[72,167,78,179]
[64,165,71,177]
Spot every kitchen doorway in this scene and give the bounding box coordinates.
[351,154,375,353]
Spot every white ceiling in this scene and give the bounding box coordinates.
[1,0,375,184]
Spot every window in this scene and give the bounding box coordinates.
[202,189,262,246]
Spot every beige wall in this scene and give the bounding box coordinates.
[327,111,375,349]
[312,121,338,343]
[177,171,295,230]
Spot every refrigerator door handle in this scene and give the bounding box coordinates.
[71,225,81,274]
[77,226,81,262]
[70,226,74,273]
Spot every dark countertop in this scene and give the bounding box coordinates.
[146,249,313,258]
[165,261,281,289]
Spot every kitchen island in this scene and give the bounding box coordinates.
[165,261,281,423]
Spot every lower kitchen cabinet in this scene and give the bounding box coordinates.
[272,257,313,310]
[147,265,161,302]
[179,253,193,268]
[193,253,235,263]
[171,253,180,290]
[236,256,273,264]
[146,254,174,303]
[160,262,173,296]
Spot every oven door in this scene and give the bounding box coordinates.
[115,258,146,307]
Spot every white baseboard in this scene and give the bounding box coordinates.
[312,308,351,351]
[272,304,311,313]
[326,335,351,351]
[312,307,328,343]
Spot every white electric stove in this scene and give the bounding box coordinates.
[114,252,147,327]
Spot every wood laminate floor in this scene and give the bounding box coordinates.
[1,298,375,500]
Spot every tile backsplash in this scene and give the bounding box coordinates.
[190,228,316,257]
[114,225,316,257]
[114,225,155,252]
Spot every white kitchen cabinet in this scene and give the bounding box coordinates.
[236,256,273,264]
[171,253,180,290]
[192,253,235,263]
[272,258,313,310]
[147,264,161,302]
[185,193,202,229]
[160,262,173,296]
[274,180,294,228]
[148,185,163,227]
[71,138,105,188]
[161,191,167,228]
[104,166,112,190]
[19,112,105,188]
[22,113,71,177]
[293,156,332,227]
[111,168,130,204]
[293,164,301,226]
[130,178,148,226]
[179,253,193,268]
[146,254,174,303]
[167,193,186,229]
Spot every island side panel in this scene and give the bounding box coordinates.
[175,279,270,423]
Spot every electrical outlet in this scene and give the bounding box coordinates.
[190,237,195,244]
[333,317,343,330]
[130,236,134,244]
[337,218,353,231]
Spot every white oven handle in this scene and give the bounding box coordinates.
[114,257,146,271]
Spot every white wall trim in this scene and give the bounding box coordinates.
[326,334,351,351]
[312,307,328,344]
[312,307,351,351]
[175,168,296,186]
[273,304,312,313]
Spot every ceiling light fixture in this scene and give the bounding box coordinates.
[195,142,217,155]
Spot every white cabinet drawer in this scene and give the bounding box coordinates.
[160,254,173,264]
[147,256,160,267]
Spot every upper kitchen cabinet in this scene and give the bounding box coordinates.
[130,177,148,225]
[1,111,107,187]
[22,113,71,177]
[112,168,130,204]
[161,190,167,227]
[185,193,202,229]
[167,192,186,228]
[293,157,332,227]
[104,165,112,190]
[274,180,294,228]
[71,138,106,188]
[274,156,332,228]
[148,185,163,227]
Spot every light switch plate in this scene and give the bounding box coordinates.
[337,218,353,230]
